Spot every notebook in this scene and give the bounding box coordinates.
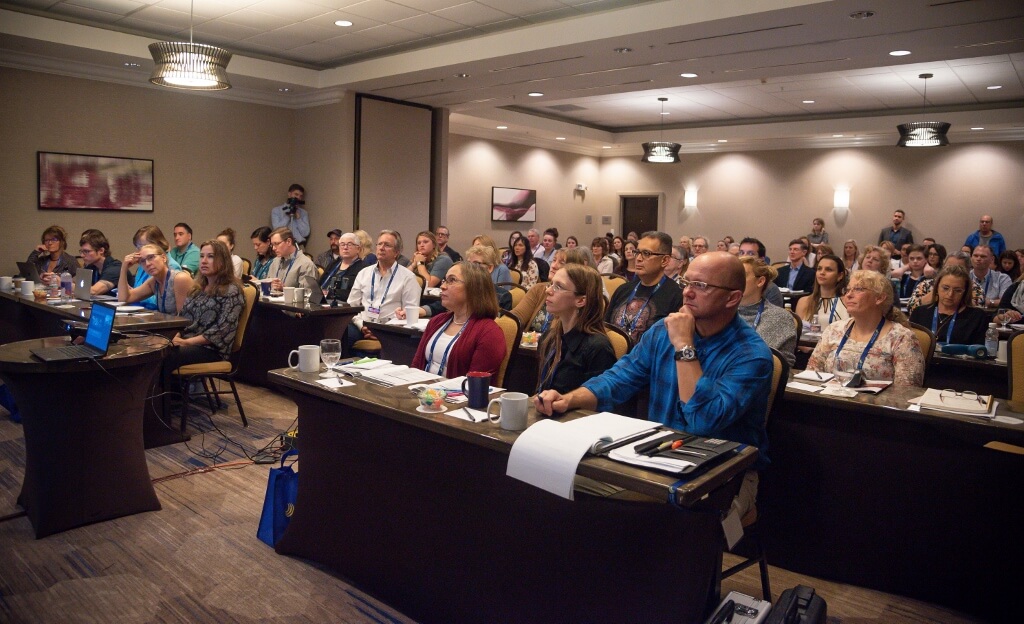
[16,261,41,282]
[73,267,115,301]
[31,301,117,362]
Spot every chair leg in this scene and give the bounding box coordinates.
[227,380,248,428]
[200,377,218,412]
[757,543,772,602]
[179,377,190,433]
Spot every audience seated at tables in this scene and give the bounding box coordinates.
[320,232,366,302]
[605,231,683,344]
[505,234,540,288]
[535,252,772,517]
[402,244,513,320]
[535,228,559,264]
[27,225,77,280]
[773,239,814,292]
[794,254,849,328]
[346,230,421,349]
[249,226,274,281]
[409,230,454,289]
[737,258,797,366]
[535,264,617,394]
[807,217,829,253]
[117,243,191,315]
[807,270,924,386]
[315,229,342,270]
[909,265,988,345]
[609,235,625,267]
[162,240,244,391]
[79,230,121,296]
[500,231,523,265]
[590,237,615,275]
[268,227,318,290]
[435,225,462,263]
[217,228,244,278]
[879,241,901,272]
[969,244,1011,306]
[130,225,182,310]
[908,252,985,313]
[411,261,506,384]
[169,222,200,275]
[892,244,929,299]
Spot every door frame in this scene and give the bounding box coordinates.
[618,192,665,234]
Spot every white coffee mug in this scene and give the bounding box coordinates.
[0,276,11,290]
[283,286,296,304]
[486,392,529,431]
[288,344,320,373]
[21,280,35,295]
[404,305,421,327]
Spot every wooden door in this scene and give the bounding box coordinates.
[621,196,659,236]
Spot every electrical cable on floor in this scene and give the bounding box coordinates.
[0,510,27,524]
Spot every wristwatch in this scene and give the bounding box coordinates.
[674,345,697,361]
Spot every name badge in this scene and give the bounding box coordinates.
[367,306,381,316]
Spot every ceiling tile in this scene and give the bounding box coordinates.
[243,26,322,50]
[248,0,333,20]
[477,0,565,17]
[341,0,423,22]
[392,13,463,36]
[433,2,511,28]
[304,10,384,31]
[149,0,247,20]
[356,23,422,45]
[126,5,198,29]
[390,0,467,11]
[191,19,262,41]
[473,17,529,34]
[521,7,578,24]
[49,4,125,23]
[217,9,291,30]
[65,0,146,15]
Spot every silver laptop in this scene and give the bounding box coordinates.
[31,301,117,362]
[16,261,41,283]
[73,267,115,301]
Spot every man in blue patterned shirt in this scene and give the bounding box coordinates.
[535,251,773,516]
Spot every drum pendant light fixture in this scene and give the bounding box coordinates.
[149,1,232,90]
[641,97,681,163]
[896,74,949,147]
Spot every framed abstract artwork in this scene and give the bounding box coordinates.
[491,186,536,222]
[38,151,154,212]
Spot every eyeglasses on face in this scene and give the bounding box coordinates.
[441,275,464,286]
[79,248,96,255]
[548,282,581,295]
[635,249,668,260]
[938,285,966,295]
[679,279,733,293]
[270,240,285,248]
[140,254,161,264]
[338,242,357,248]
[43,238,60,244]
[847,286,872,294]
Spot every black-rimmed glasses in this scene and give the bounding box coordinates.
[678,279,734,293]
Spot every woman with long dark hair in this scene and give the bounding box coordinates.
[250,226,274,280]
[505,235,539,287]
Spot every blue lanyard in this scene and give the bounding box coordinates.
[254,257,271,279]
[834,316,887,371]
[931,306,958,344]
[158,270,171,313]
[369,264,398,309]
[752,298,766,328]
[618,275,666,334]
[540,312,553,333]
[824,297,841,323]
[973,271,991,297]
[425,316,467,375]
[322,261,341,284]
[277,253,296,282]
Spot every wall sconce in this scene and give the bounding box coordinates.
[684,188,698,208]
[833,187,850,210]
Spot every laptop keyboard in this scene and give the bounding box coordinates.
[52,345,96,357]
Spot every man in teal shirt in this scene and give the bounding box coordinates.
[169,222,199,275]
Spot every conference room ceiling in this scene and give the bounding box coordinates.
[1,0,1023,153]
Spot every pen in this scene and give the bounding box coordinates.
[670,448,708,458]
[640,440,675,457]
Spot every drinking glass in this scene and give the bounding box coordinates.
[997,308,1011,330]
[319,338,342,377]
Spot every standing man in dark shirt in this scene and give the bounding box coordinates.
[605,231,683,343]
[879,209,914,248]
[435,225,462,263]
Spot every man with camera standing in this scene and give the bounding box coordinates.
[271,184,310,248]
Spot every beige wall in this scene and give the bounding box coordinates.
[0,67,354,274]
[449,134,1024,259]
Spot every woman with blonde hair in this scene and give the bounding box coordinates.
[471,235,511,284]
[842,239,860,272]
[410,230,453,288]
[858,245,891,276]
[117,244,192,315]
[411,261,506,384]
[807,270,923,386]
[534,264,616,395]
[353,229,376,265]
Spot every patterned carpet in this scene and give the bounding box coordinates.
[0,381,416,624]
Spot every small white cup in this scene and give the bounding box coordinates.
[404,305,421,327]
[487,392,529,431]
[0,276,11,290]
[997,341,1008,363]
[288,344,320,373]
[294,287,306,306]
[21,280,35,296]
[282,286,296,304]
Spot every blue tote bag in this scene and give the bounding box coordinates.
[256,450,298,547]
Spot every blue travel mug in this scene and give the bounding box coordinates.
[461,371,490,409]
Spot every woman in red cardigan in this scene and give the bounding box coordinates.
[411,261,507,384]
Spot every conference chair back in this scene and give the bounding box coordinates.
[494,311,523,387]
[603,322,633,359]
[908,322,936,386]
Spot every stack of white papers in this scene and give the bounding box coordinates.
[338,359,442,386]
[506,413,657,500]
[909,388,997,418]
[385,318,429,331]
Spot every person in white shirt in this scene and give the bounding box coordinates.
[527,228,543,257]
[969,244,1011,307]
[346,230,421,349]
[268,227,318,290]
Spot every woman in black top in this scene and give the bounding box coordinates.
[535,264,616,395]
[909,265,987,345]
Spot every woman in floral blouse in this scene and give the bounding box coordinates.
[504,234,539,288]
[163,239,244,390]
[807,269,924,386]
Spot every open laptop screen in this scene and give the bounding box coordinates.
[84,302,116,354]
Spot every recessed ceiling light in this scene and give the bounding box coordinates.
[602,146,611,149]
[278,88,291,93]
[614,47,632,53]
[889,50,911,56]
[556,137,566,140]
[802,100,815,104]
[680,72,698,78]
[335,20,353,27]
[833,134,844,137]
[528,92,543,97]
[123,62,140,68]
[496,125,507,129]
[717,139,728,143]
[971,127,985,130]
[660,111,670,115]
[987,85,1002,90]
[849,10,875,19]
[454,73,469,78]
